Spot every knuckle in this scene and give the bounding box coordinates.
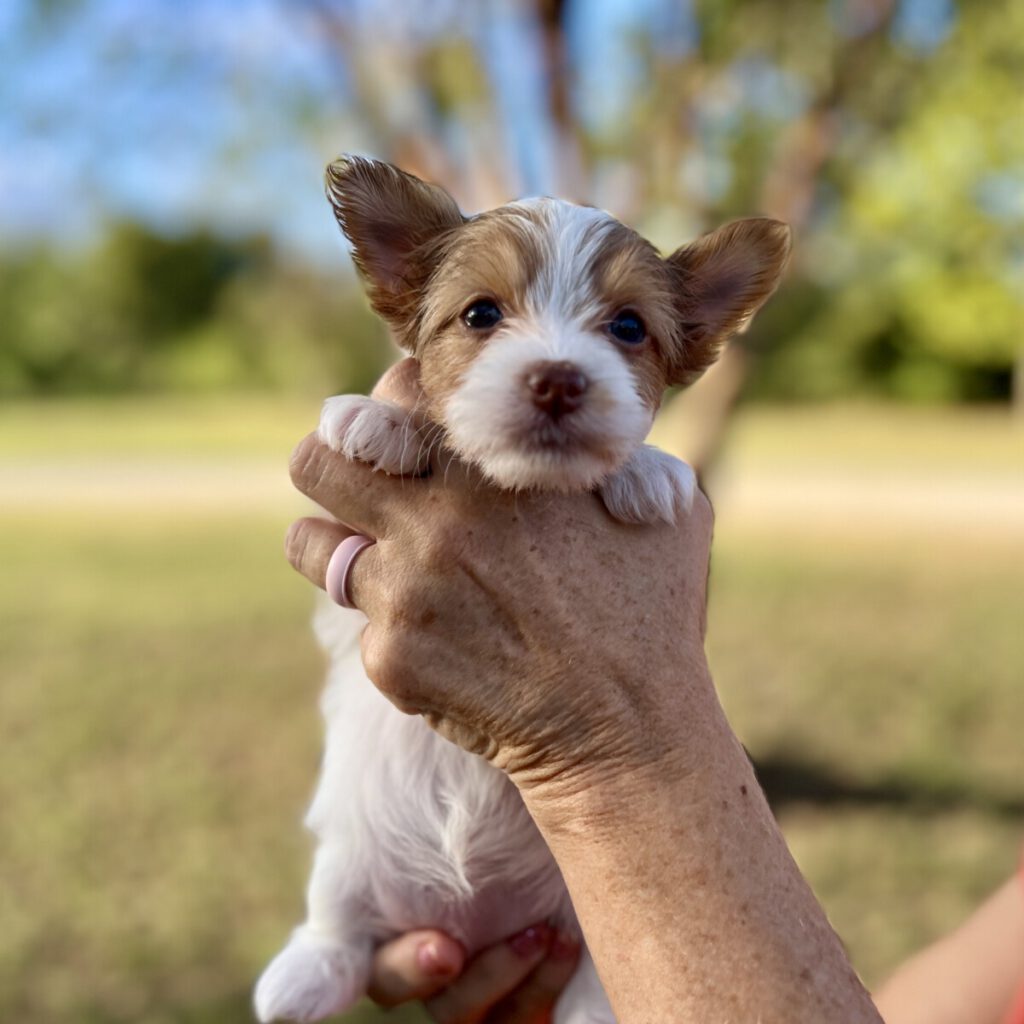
[377,551,430,614]
[419,522,462,570]
[360,630,418,708]
[289,433,326,491]
[389,576,428,619]
[283,519,311,568]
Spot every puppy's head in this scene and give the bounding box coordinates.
[327,156,790,491]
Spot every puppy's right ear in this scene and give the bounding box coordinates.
[326,156,465,348]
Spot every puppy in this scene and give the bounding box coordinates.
[255,157,790,1023]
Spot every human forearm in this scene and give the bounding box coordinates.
[874,875,1024,1024]
[523,667,882,1024]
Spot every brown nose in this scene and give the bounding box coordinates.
[526,361,589,418]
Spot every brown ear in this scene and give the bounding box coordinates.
[325,156,465,348]
[666,218,791,385]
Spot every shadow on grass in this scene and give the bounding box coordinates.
[754,754,1024,818]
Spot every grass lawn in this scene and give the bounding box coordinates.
[1,397,1021,1022]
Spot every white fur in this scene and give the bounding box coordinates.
[599,444,696,525]
[256,597,614,1023]
[259,197,700,1023]
[318,394,430,475]
[445,325,652,491]
[508,199,618,325]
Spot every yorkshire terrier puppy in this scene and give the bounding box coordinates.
[255,157,790,1023]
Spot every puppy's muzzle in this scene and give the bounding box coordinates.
[526,361,589,419]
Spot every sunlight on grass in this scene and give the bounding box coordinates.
[1,397,1020,1022]
[0,395,320,458]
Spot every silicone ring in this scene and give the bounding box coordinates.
[325,534,376,609]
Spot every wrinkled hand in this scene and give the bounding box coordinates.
[368,925,580,1024]
[285,358,714,818]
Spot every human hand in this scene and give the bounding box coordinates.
[285,358,715,826]
[367,925,580,1023]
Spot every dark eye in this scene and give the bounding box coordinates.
[609,310,646,345]
[463,299,503,330]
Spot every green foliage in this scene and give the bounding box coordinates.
[2,0,1021,403]
[740,2,1024,402]
[0,225,392,397]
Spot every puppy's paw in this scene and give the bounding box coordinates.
[254,927,369,1023]
[599,446,696,525]
[318,395,430,476]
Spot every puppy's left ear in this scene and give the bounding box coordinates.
[326,156,466,348]
[667,218,791,385]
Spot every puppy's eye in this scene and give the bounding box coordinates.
[462,299,503,330]
[609,310,646,345]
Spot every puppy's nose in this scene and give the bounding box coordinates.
[526,361,589,418]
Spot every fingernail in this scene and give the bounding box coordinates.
[549,932,580,961]
[416,939,459,977]
[509,923,550,958]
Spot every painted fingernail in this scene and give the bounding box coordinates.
[509,923,550,958]
[549,932,580,961]
[417,939,460,977]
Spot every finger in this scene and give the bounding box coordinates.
[371,357,425,407]
[371,360,455,479]
[289,432,412,537]
[425,925,553,1024]
[368,930,466,1008]
[285,517,356,590]
[487,933,581,1024]
[284,512,380,598]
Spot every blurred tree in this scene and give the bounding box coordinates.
[1,0,1020,424]
[753,0,1024,406]
[289,0,1023,470]
[0,224,388,396]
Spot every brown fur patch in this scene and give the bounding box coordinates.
[325,157,465,350]
[415,206,548,347]
[587,223,687,406]
[666,218,791,384]
[414,206,553,421]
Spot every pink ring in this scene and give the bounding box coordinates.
[325,534,376,609]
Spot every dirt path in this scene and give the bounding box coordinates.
[2,455,1021,538]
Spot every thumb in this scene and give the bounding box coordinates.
[367,930,467,1007]
[371,356,426,413]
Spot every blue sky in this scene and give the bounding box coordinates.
[1,0,348,258]
[0,0,953,265]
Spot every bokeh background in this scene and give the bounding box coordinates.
[1,0,1021,1021]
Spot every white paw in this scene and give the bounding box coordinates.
[598,446,696,525]
[317,395,429,476]
[254,928,367,1023]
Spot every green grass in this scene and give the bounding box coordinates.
[720,401,1023,472]
[0,394,319,457]
[1,397,1021,1022]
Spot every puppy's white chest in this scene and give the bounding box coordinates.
[309,601,573,951]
